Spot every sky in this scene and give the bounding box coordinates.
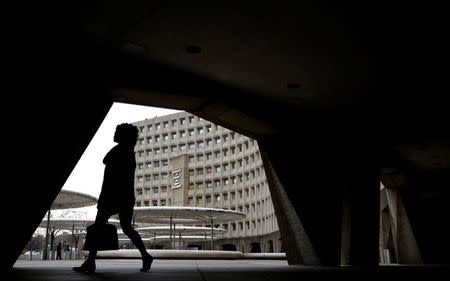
[56,102,181,219]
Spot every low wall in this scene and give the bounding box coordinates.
[83,249,286,260]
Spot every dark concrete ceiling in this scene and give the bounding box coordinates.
[67,1,383,109]
[60,1,449,182]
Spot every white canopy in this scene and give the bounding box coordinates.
[39,217,120,230]
[135,226,227,235]
[133,206,246,224]
[119,235,214,242]
[50,190,98,210]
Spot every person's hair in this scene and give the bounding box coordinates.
[115,123,138,145]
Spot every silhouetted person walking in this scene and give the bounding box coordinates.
[73,123,153,273]
[56,242,62,260]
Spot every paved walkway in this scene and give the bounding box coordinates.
[8,259,450,281]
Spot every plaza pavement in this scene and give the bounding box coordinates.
[8,259,450,281]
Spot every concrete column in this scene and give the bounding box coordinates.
[340,169,380,266]
[259,150,319,265]
[385,187,422,264]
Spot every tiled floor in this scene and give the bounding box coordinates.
[9,259,450,281]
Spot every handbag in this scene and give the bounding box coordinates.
[83,223,119,251]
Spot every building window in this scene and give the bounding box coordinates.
[152,200,158,206]
[197,196,203,204]
[188,197,193,205]
[197,182,204,189]
[206,167,212,174]
[223,135,229,142]
[138,163,144,170]
[163,147,169,153]
[188,183,195,190]
[207,139,213,146]
[189,116,195,123]
[155,148,161,154]
[189,169,194,176]
[198,141,204,148]
[136,201,141,207]
[161,173,168,179]
[215,194,221,202]
[171,146,177,152]
[197,154,204,161]
[145,175,151,181]
[180,118,186,125]
[206,125,212,132]
[161,199,166,206]
[189,142,195,149]
[188,129,194,136]
[215,166,221,173]
[163,122,169,128]
[137,176,144,182]
[215,151,221,158]
[206,195,211,203]
[137,188,143,195]
[146,162,152,168]
[223,149,229,156]
[145,188,151,194]
[147,137,152,144]
[223,193,228,201]
[138,151,144,157]
[162,160,169,166]
[206,181,213,188]
[206,153,213,160]
[144,200,150,206]
[148,125,153,131]
[153,187,159,193]
[153,174,159,180]
[161,186,167,193]
[196,168,203,175]
[197,127,204,134]
[153,161,160,167]
[172,120,177,126]
[180,144,187,150]
[156,123,161,130]
[147,150,152,156]
[215,137,221,144]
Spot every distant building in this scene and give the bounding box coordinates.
[132,112,281,253]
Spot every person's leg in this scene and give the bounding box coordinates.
[119,208,153,271]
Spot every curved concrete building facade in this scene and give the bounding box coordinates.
[132,112,281,253]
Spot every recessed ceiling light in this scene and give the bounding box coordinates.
[186,45,202,54]
[287,83,301,89]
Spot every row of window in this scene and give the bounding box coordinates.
[137,146,259,165]
[138,116,209,132]
[136,167,265,188]
[137,155,260,174]
[139,125,237,141]
[138,134,254,151]
[136,182,264,200]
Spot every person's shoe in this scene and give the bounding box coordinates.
[73,260,96,273]
[140,255,153,272]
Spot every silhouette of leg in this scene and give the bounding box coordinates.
[119,208,153,272]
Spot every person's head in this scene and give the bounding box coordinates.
[114,123,138,146]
